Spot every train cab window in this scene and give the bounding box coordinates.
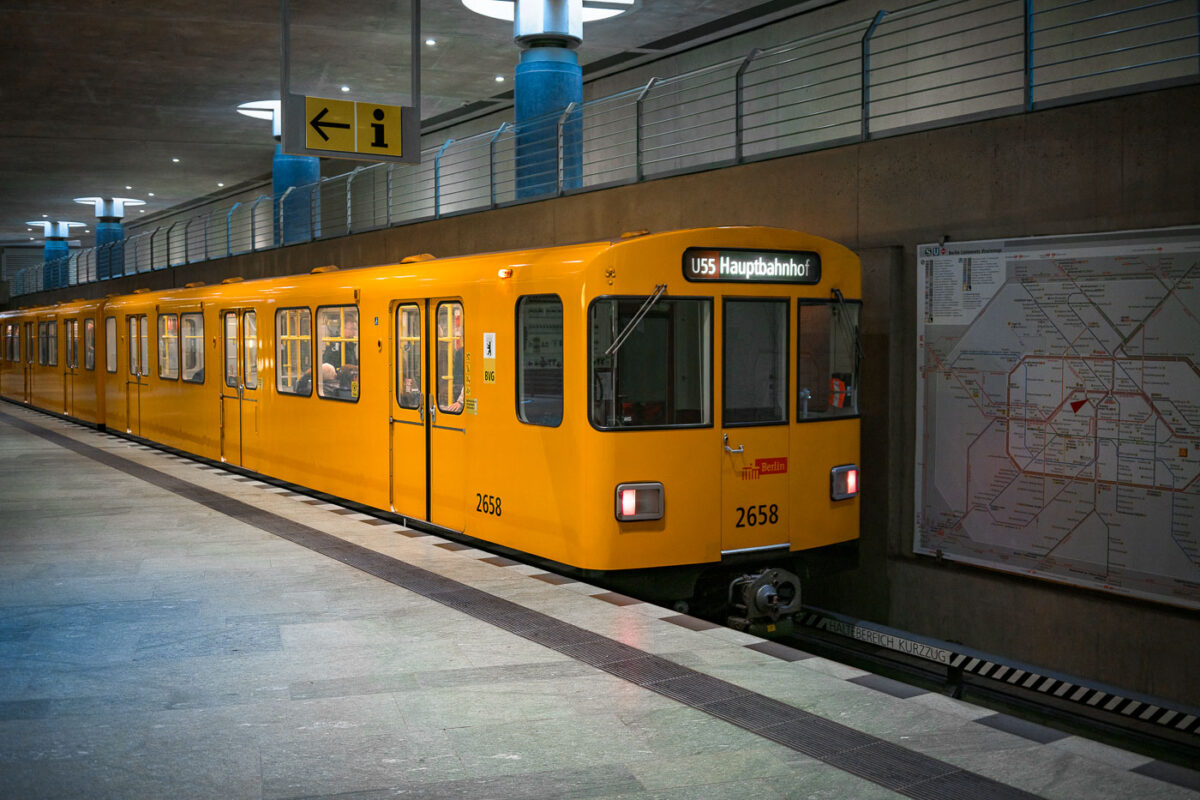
[105,317,117,373]
[395,304,421,409]
[436,303,464,414]
[158,314,179,380]
[589,296,712,429]
[797,300,862,420]
[276,308,312,396]
[243,312,258,390]
[65,319,78,369]
[317,306,359,401]
[84,318,95,370]
[517,295,563,426]
[181,313,204,383]
[723,299,787,425]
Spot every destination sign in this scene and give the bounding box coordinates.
[682,248,821,284]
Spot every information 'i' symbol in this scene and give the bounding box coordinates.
[370,108,387,148]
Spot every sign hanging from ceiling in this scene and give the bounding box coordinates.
[284,94,417,161]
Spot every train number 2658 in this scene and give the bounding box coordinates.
[476,493,502,516]
[735,504,779,527]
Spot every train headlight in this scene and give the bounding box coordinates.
[830,465,859,500]
[615,482,664,521]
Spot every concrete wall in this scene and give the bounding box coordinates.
[14,83,1200,705]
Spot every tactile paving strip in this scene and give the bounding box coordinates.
[3,408,1041,800]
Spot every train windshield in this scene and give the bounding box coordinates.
[589,297,712,429]
[797,299,862,420]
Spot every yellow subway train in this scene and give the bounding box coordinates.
[0,227,861,629]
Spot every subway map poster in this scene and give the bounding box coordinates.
[915,228,1200,609]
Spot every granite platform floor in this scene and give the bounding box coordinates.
[1,402,1197,800]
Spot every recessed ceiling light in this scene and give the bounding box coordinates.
[425,38,436,46]
[172,157,180,163]
[495,75,505,82]
[42,214,48,218]
[217,182,225,187]
[340,85,350,93]
[125,185,132,190]
[148,192,155,197]
[29,236,34,241]
[139,209,145,213]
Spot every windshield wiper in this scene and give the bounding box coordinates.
[604,284,667,357]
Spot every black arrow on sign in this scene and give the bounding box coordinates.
[309,107,351,142]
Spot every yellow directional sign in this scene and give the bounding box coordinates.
[300,95,408,159]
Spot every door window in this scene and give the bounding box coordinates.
[395,304,422,409]
[243,312,258,389]
[181,313,204,383]
[65,320,78,369]
[84,319,95,370]
[224,313,238,388]
[436,303,464,414]
[158,314,179,380]
[723,299,787,426]
[105,317,117,372]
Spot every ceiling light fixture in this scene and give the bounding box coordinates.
[425,38,436,46]
[172,157,180,163]
[495,75,505,82]
[461,0,633,23]
[340,85,351,93]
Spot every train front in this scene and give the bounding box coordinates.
[579,228,862,635]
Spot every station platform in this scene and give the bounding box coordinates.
[1,402,1197,800]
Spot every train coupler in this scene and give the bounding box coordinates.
[727,568,802,636]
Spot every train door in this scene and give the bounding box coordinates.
[63,318,79,416]
[23,322,34,403]
[389,301,428,518]
[388,298,467,529]
[720,298,791,554]
[219,309,258,465]
[125,315,149,434]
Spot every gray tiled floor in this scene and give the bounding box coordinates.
[1,404,1197,800]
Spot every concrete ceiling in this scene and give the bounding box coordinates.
[2,0,820,249]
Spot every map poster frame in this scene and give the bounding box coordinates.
[915,226,1200,610]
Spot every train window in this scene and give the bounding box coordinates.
[158,314,179,380]
[243,312,258,390]
[517,295,563,427]
[37,322,47,365]
[723,299,787,426]
[105,317,117,373]
[47,321,58,367]
[797,300,862,420]
[2,324,13,361]
[26,322,35,364]
[223,313,238,388]
[65,319,78,369]
[181,313,204,383]
[276,308,312,396]
[129,316,148,376]
[316,306,359,401]
[84,319,95,370]
[589,296,712,429]
[395,304,421,409]
[436,303,464,414]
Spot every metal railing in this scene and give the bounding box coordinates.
[12,0,1198,297]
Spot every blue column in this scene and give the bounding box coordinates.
[44,238,69,290]
[515,46,582,198]
[95,219,124,279]
[75,198,143,281]
[274,143,321,245]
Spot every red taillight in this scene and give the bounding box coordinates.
[621,489,637,517]
[615,482,665,521]
[831,465,859,500]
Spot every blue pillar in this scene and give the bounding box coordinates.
[44,238,69,290]
[274,143,321,245]
[95,219,125,279]
[27,220,84,290]
[513,0,583,200]
[75,197,144,280]
[515,47,582,198]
